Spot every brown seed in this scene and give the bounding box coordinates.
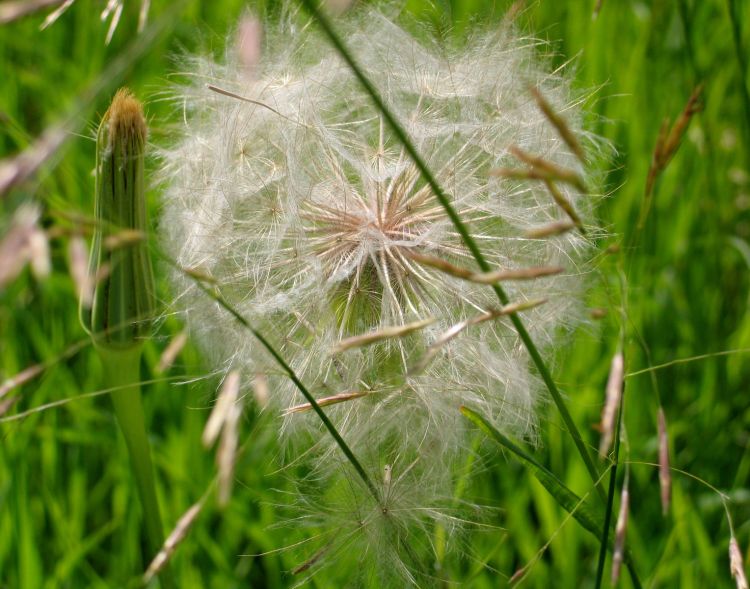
[332,318,435,353]
[502,145,586,192]
[470,265,564,285]
[543,179,585,233]
[590,308,608,319]
[143,501,204,584]
[640,86,703,229]
[103,229,145,250]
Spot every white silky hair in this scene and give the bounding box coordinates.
[158,7,601,583]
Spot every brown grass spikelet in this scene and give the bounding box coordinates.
[730,536,749,589]
[611,479,630,585]
[406,251,563,284]
[658,407,671,515]
[203,370,241,448]
[332,318,435,353]
[143,501,204,584]
[283,390,371,416]
[504,145,586,192]
[68,235,94,308]
[524,219,577,238]
[640,85,703,228]
[530,86,585,163]
[599,351,624,457]
[156,330,188,374]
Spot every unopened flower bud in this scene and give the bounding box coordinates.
[82,88,154,349]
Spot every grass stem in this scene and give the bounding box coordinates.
[99,346,171,586]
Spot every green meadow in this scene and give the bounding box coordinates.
[1,0,749,587]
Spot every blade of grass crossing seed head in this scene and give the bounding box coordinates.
[298,0,604,497]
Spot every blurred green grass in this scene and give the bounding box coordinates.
[1,0,749,587]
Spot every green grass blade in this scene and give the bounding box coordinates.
[595,379,626,588]
[299,0,603,497]
[99,346,170,586]
[461,406,641,588]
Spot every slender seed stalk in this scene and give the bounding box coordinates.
[101,347,166,570]
[184,274,380,503]
[299,0,604,498]
[595,375,626,588]
[81,89,171,586]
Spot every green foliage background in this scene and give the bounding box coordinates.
[1,0,749,587]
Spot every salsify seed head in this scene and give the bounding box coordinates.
[160,6,601,581]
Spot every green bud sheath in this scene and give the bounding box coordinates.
[82,88,155,348]
[82,89,172,587]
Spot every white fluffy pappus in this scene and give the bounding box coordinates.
[159,6,600,583]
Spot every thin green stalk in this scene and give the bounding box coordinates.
[298,0,603,497]
[185,275,380,503]
[99,346,166,579]
[595,374,626,588]
[462,406,641,588]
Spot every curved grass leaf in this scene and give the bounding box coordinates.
[460,406,641,588]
